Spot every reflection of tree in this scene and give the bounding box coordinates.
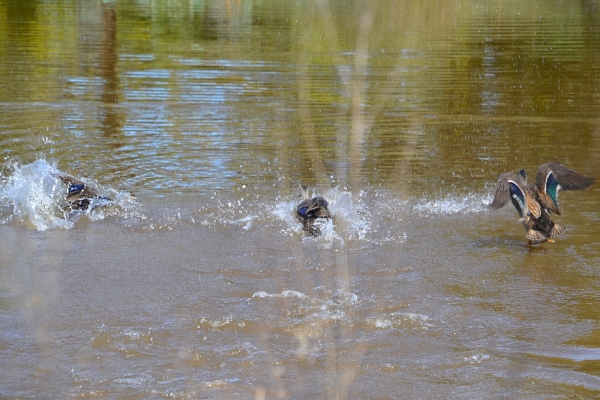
[290,0,460,196]
[293,0,436,398]
[5,1,37,32]
[295,0,373,193]
[99,6,120,136]
[76,2,123,140]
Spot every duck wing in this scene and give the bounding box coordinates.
[297,197,330,219]
[490,172,530,218]
[57,174,99,202]
[66,186,98,203]
[297,199,311,218]
[57,174,85,188]
[535,162,595,212]
[306,197,329,214]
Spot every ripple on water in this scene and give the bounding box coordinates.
[365,312,435,331]
[91,326,157,358]
[251,289,359,328]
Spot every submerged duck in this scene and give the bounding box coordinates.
[296,185,331,237]
[490,162,594,244]
[56,174,114,211]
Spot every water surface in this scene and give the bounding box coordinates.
[1,0,600,398]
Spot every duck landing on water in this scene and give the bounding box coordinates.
[56,173,129,213]
[489,162,594,245]
[296,185,331,237]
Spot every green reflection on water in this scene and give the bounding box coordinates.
[0,0,598,194]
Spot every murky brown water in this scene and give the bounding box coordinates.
[1,0,600,398]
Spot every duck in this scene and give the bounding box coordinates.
[490,162,594,244]
[56,174,114,211]
[296,185,331,237]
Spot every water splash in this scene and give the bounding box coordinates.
[0,160,70,230]
[412,193,491,216]
[272,187,371,242]
[252,290,308,299]
[325,188,371,241]
[365,312,434,331]
[0,159,136,231]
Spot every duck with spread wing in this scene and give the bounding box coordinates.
[56,174,117,212]
[490,162,594,244]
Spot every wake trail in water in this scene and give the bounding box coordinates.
[1,159,492,234]
[412,193,492,216]
[271,187,492,245]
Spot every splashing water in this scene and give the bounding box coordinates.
[0,159,135,231]
[272,187,370,242]
[0,160,71,230]
[412,193,491,216]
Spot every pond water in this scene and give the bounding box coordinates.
[1,0,600,398]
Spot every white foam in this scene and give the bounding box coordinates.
[366,312,434,330]
[0,160,72,230]
[252,289,360,324]
[272,187,371,242]
[226,215,256,230]
[465,353,490,363]
[412,193,491,216]
[273,199,304,234]
[197,316,234,328]
[0,159,136,231]
[252,290,308,299]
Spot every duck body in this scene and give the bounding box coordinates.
[57,174,113,211]
[490,162,594,244]
[296,186,331,237]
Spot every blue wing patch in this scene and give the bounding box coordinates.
[509,181,526,217]
[545,172,560,205]
[68,183,85,193]
[297,206,308,216]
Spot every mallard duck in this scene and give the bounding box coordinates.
[490,162,594,244]
[56,174,113,211]
[296,185,331,237]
